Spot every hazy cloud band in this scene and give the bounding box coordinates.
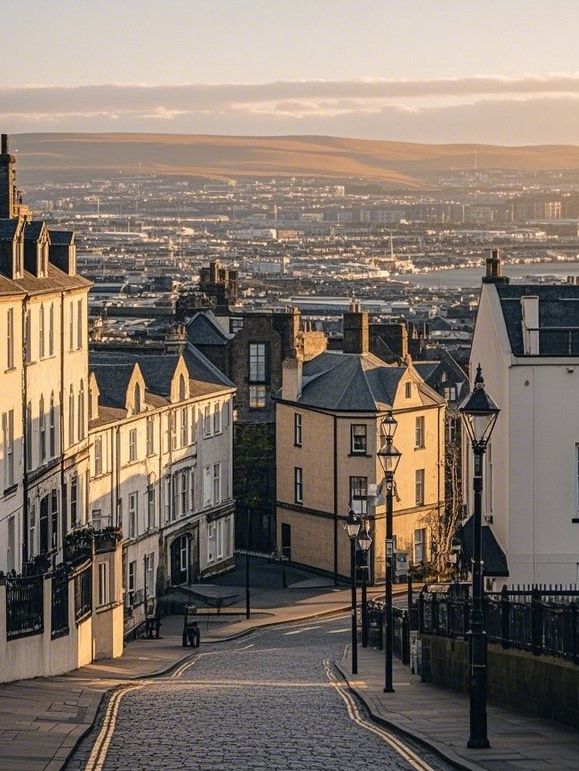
[3,76,579,143]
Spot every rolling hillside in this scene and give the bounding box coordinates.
[12,133,579,186]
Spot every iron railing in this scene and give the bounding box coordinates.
[419,586,579,664]
[5,574,44,640]
[74,564,92,624]
[51,567,70,639]
[365,598,413,665]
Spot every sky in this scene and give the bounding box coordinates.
[2,0,579,144]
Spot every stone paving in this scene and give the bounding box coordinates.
[66,618,452,771]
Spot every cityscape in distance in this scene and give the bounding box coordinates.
[1,2,579,770]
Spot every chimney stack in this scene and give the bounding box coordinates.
[343,300,369,354]
[0,133,16,219]
[521,295,539,355]
[281,350,303,402]
[482,248,509,284]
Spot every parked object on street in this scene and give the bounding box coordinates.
[182,603,200,647]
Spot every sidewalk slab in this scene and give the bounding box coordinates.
[337,645,579,771]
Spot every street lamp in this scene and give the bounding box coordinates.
[358,521,373,648]
[344,508,361,675]
[459,364,500,749]
[377,411,402,693]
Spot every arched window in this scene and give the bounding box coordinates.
[78,381,85,441]
[68,386,75,447]
[179,373,186,402]
[48,304,54,357]
[39,395,46,463]
[49,393,56,457]
[39,305,45,358]
[134,382,142,414]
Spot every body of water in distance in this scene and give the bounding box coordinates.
[394,261,579,289]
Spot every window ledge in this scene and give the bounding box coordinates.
[572,517,579,524]
[348,452,371,458]
[2,483,17,497]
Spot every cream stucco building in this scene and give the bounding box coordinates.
[469,251,579,587]
[275,309,445,581]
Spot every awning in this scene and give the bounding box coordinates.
[456,516,509,577]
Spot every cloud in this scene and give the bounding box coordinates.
[2,76,579,143]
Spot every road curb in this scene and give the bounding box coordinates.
[334,655,484,771]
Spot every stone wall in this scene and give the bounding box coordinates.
[421,634,579,730]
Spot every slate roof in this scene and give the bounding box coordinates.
[456,516,509,577]
[49,230,74,245]
[23,221,46,241]
[0,219,21,240]
[496,284,579,356]
[284,351,404,411]
[89,346,234,412]
[186,311,232,346]
[90,363,135,409]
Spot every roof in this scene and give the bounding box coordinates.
[287,351,405,412]
[90,363,135,409]
[0,219,21,240]
[456,517,509,577]
[89,345,234,412]
[23,221,46,241]
[49,230,74,245]
[186,311,232,346]
[496,283,579,356]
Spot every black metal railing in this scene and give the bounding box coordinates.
[6,574,44,640]
[365,598,412,665]
[419,586,579,664]
[51,567,70,639]
[74,564,92,624]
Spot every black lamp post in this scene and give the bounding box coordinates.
[459,364,499,749]
[358,521,373,648]
[345,508,361,675]
[377,411,402,693]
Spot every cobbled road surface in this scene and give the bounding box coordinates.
[66,616,452,771]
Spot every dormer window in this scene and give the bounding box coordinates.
[179,373,187,402]
[134,382,142,414]
[405,382,412,398]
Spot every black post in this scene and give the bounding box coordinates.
[361,556,368,648]
[245,508,251,620]
[468,448,490,748]
[350,535,358,675]
[384,473,395,693]
[407,567,413,611]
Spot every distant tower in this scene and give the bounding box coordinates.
[0,134,16,218]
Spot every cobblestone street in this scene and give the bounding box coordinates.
[66,616,452,771]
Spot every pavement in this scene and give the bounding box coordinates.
[0,565,391,771]
[337,644,579,771]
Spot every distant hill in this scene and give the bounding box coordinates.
[11,133,579,187]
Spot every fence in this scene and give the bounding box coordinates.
[5,574,44,640]
[419,586,579,664]
[51,567,70,639]
[74,564,92,624]
[365,598,413,665]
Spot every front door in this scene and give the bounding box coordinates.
[171,535,189,586]
[281,522,291,562]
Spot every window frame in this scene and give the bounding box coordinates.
[294,412,303,447]
[350,424,367,455]
[248,342,267,383]
[294,467,303,505]
[349,475,368,515]
[415,416,425,449]
[415,468,425,507]
[128,428,137,463]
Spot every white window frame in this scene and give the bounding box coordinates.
[414,528,426,563]
[6,308,14,370]
[213,403,221,434]
[94,435,103,476]
[39,396,46,463]
[203,405,212,437]
[350,424,367,454]
[294,413,302,447]
[213,463,221,505]
[3,410,15,488]
[415,416,425,449]
[294,467,303,505]
[146,416,155,456]
[349,476,368,515]
[180,407,188,447]
[128,492,138,538]
[97,562,109,607]
[415,468,425,507]
[128,428,137,463]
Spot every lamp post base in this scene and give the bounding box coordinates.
[383,687,395,694]
[467,738,490,749]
